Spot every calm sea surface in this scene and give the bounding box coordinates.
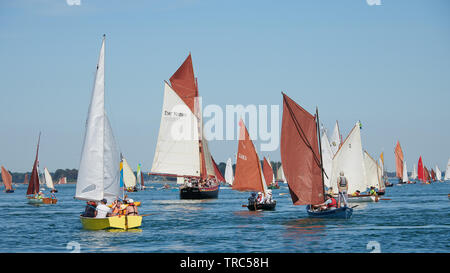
[0,179,449,253]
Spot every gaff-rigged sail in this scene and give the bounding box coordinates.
[418,156,425,182]
[211,157,225,183]
[1,166,13,191]
[280,93,323,205]
[263,157,274,187]
[394,141,404,179]
[44,167,55,190]
[402,160,409,183]
[435,165,442,181]
[330,121,341,156]
[232,119,267,195]
[26,133,41,195]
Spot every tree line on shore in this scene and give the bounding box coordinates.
[1,162,405,183]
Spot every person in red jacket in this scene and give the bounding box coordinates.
[312,194,338,211]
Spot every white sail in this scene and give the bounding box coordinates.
[411,165,417,179]
[377,161,385,190]
[75,36,120,203]
[266,156,275,184]
[378,158,384,177]
[435,165,442,181]
[330,121,341,156]
[176,176,185,185]
[151,82,201,177]
[330,124,367,194]
[224,157,234,185]
[122,157,136,188]
[402,160,408,183]
[445,158,450,180]
[321,132,333,189]
[201,133,216,178]
[363,151,381,189]
[44,167,54,189]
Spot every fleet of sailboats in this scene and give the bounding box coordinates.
[1,166,14,193]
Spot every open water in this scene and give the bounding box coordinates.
[0,179,449,253]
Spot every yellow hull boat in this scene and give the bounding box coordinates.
[80,215,142,230]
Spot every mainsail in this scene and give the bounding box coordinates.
[26,134,41,196]
[330,121,341,156]
[418,156,425,182]
[402,160,409,183]
[224,157,234,185]
[211,157,225,183]
[1,166,13,191]
[263,157,274,186]
[435,166,442,181]
[75,36,121,203]
[430,168,436,181]
[363,151,382,189]
[320,131,333,188]
[424,166,430,182]
[232,119,268,195]
[280,93,323,205]
[122,157,136,189]
[330,123,367,194]
[394,141,404,180]
[445,158,450,180]
[411,164,417,180]
[44,167,55,190]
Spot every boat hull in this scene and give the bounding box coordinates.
[306,205,353,219]
[80,215,142,230]
[247,201,276,211]
[5,190,14,193]
[347,195,377,203]
[180,185,219,199]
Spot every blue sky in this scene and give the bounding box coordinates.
[0,0,449,172]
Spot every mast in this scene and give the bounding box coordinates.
[316,107,325,199]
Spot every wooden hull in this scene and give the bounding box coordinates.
[306,205,353,219]
[180,185,219,199]
[80,215,142,230]
[247,201,276,211]
[27,197,57,205]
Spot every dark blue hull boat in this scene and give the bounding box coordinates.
[306,205,353,219]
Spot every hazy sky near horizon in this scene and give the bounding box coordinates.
[0,0,449,173]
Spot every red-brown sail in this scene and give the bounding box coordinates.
[417,156,425,182]
[232,119,265,193]
[169,53,198,114]
[211,156,225,183]
[280,93,324,205]
[23,173,29,184]
[394,141,404,179]
[263,157,274,186]
[430,168,436,181]
[26,134,41,195]
[1,166,13,191]
[424,166,430,182]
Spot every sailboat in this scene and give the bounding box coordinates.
[224,157,234,186]
[424,166,431,183]
[44,167,58,193]
[280,93,352,219]
[435,165,442,182]
[320,130,333,190]
[23,174,29,185]
[233,119,275,211]
[264,157,278,189]
[380,152,393,187]
[26,134,57,204]
[57,176,67,184]
[394,141,405,184]
[121,156,137,192]
[211,157,226,185]
[445,158,450,181]
[411,164,418,181]
[150,54,219,199]
[330,122,374,202]
[402,160,412,184]
[430,168,436,182]
[363,151,384,198]
[275,163,286,184]
[417,156,427,184]
[1,166,15,193]
[75,35,142,230]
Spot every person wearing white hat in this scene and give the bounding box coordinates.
[125,199,139,216]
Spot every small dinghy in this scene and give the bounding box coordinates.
[306,205,353,219]
[246,200,276,211]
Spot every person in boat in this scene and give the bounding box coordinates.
[125,199,139,216]
[82,201,97,217]
[109,200,122,216]
[352,190,361,196]
[50,188,58,193]
[95,198,112,218]
[369,186,377,196]
[312,194,338,211]
[256,192,264,204]
[337,171,349,208]
[248,192,257,204]
[35,191,44,200]
[327,187,335,196]
[264,190,273,204]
